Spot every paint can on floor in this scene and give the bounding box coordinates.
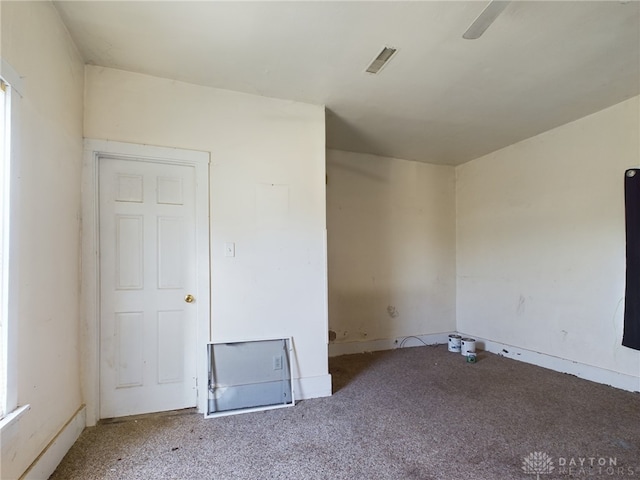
[466,351,477,364]
[461,337,476,356]
[448,334,462,353]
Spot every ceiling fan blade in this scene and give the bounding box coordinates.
[463,0,511,40]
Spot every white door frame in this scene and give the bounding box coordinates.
[82,139,210,426]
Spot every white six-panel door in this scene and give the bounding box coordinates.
[99,157,198,418]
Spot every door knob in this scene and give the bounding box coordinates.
[184,294,195,303]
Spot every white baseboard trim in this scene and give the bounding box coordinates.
[466,335,640,393]
[294,374,332,400]
[329,332,452,357]
[329,332,639,393]
[329,338,395,357]
[22,405,86,480]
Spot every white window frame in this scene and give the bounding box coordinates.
[0,75,8,420]
[0,61,29,429]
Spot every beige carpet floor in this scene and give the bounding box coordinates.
[50,345,640,479]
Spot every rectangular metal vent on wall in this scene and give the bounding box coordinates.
[366,46,397,74]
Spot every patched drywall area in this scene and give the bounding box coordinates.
[456,96,640,379]
[326,149,456,347]
[1,2,85,479]
[84,66,330,395]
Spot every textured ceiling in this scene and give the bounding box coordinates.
[54,1,640,165]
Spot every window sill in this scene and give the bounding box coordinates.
[0,404,31,432]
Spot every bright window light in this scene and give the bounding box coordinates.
[0,78,9,419]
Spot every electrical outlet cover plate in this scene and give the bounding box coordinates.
[273,355,283,370]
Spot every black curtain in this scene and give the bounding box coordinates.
[623,168,640,350]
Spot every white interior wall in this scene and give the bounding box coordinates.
[456,96,640,381]
[83,66,331,397]
[326,149,456,348]
[0,2,84,479]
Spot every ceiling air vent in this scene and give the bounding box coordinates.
[365,46,397,74]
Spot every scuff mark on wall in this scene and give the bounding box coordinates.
[516,295,526,315]
[387,305,399,318]
[328,330,337,342]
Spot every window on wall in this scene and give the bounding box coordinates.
[0,78,10,419]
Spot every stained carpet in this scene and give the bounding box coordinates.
[50,345,640,479]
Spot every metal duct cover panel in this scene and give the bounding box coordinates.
[366,46,397,74]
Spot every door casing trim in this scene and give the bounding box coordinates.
[82,139,210,426]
